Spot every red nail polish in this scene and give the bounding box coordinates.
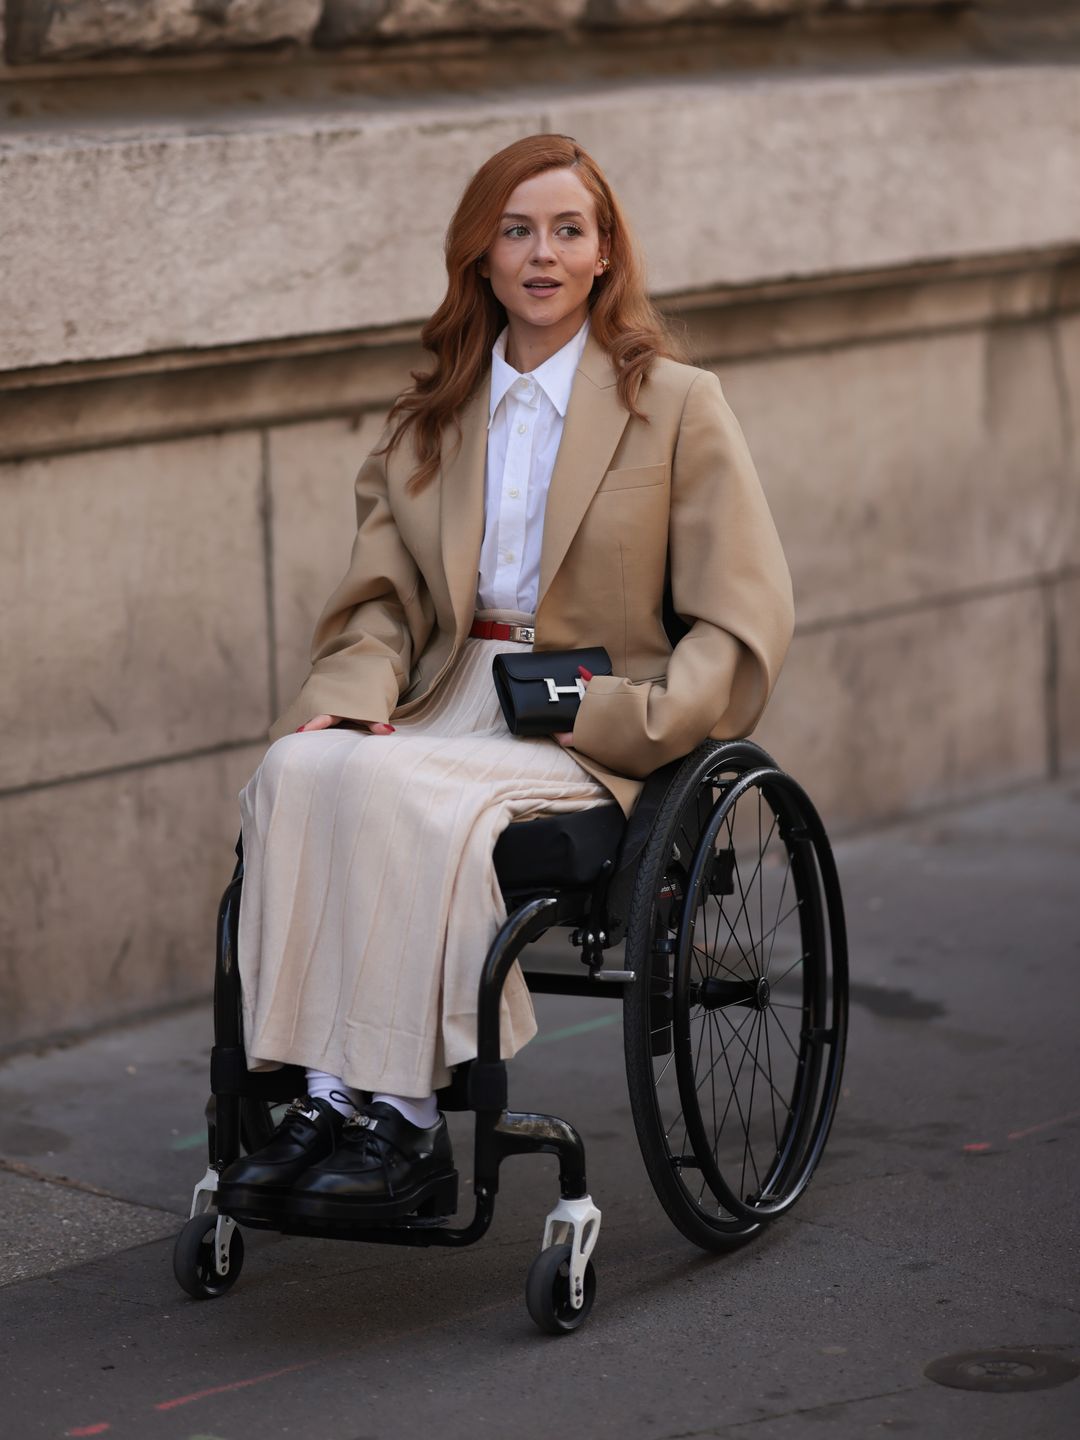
[295,725,305,732]
[578,666,593,682]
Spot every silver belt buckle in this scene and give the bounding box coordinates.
[511,625,535,644]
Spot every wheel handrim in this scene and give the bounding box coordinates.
[669,766,844,1222]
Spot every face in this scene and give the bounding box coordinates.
[479,167,608,345]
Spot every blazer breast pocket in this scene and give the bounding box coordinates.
[596,463,668,494]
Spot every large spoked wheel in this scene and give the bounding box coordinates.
[624,741,848,1251]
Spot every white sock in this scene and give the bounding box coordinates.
[305,1068,363,1118]
[373,1092,439,1129]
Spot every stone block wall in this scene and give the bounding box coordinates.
[1,0,1077,1050]
[3,0,967,62]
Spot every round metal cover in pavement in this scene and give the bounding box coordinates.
[924,1349,1080,1393]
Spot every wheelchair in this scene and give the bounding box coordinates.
[174,736,848,1335]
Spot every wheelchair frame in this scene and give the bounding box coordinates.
[178,738,848,1334]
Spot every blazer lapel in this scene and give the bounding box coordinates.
[537,333,630,608]
[439,386,489,640]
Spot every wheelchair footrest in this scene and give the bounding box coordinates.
[217,1181,292,1231]
[285,1169,459,1229]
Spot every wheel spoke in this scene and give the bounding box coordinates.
[763,848,793,980]
[690,1003,756,1109]
[691,1014,708,1104]
[740,1013,765,1198]
[772,949,809,987]
[705,1008,756,1161]
[768,1005,802,1061]
[714,1006,793,1112]
[701,864,716,972]
[665,1087,689,1142]
[696,1008,714,1082]
[722,804,779,976]
[762,1004,780,1152]
[714,1007,761,1143]
[692,1004,757,1122]
[754,900,804,962]
[723,812,758,975]
[757,792,764,982]
[708,1006,718,1165]
[707,909,755,978]
[691,937,751,986]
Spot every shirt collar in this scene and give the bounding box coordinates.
[488,317,590,428]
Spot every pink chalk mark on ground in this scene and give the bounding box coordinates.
[964,1106,1080,1154]
[66,1426,111,1437]
[150,1291,517,1419]
[155,1356,328,1411]
[1006,1107,1080,1142]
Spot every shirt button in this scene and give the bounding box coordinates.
[517,422,528,435]
[507,488,520,499]
[502,549,515,563]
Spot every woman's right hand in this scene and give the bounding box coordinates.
[295,715,395,735]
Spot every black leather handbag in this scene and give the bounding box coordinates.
[492,647,612,737]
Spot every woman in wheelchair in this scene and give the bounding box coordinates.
[194,135,835,1321]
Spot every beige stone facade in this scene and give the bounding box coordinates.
[4,0,966,61]
[1,0,1078,1050]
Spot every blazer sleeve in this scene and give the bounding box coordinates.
[572,369,794,778]
[270,432,435,740]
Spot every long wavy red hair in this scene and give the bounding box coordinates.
[381,133,688,493]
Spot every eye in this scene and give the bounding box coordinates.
[556,224,584,238]
[503,224,530,238]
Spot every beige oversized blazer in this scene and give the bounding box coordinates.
[272,332,795,816]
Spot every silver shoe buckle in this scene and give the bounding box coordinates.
[287,1098,320,1122]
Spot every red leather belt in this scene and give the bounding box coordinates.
[470,619,535,643]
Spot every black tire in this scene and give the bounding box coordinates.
[173,1212,245,1300]
[525,1243,597,1335]
[624,741,848,1251]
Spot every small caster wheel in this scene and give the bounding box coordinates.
[525,1242,596,1335]
[173,1213,244,1300]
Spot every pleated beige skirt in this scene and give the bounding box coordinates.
[237,625,611,1096]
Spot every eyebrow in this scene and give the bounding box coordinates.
[500,211,588,223]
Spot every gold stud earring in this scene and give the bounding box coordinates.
[599,257,611,272]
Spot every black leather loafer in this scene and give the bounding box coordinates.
[217,1096,344,1226]
[287,1102,457,1225]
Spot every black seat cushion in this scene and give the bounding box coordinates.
[494,804,626,891]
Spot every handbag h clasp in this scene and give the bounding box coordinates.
[544,677,587,703]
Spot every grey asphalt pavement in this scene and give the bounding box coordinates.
[1,780,1078,1439]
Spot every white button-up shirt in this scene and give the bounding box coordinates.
[476,318,590,615]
